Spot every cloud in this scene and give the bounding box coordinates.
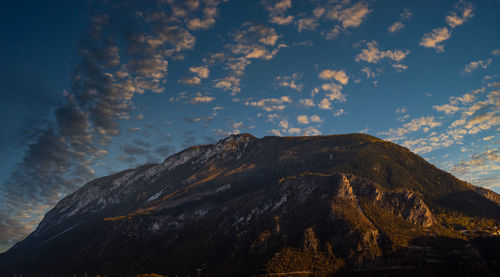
[420,3,474,52]
[395,107,407,114]
[355,41,409,69]
[445,5,474,28]
[310,115,322,123]
[388,22,405,34]
[298,17,319,32]
[188,92,215,104]
[179,76,202,85]
[326,1,372,28]
[189,66,210,78]
[462,58,492,74]
[420,27,451,52]
[264,0,294,25]
[279,120,288,129]
[433,103,461,114]
[182,115,215,123]
[275,73,303,91]
[401,8,413,20]
[318,98,332,110]
[299,99,315,107]
[319,69,349,85]
[318,1,371,39]
[382,81,499,156]
[320,83,346,102]
[333,108,345,117]
[297,115,309,125]
[296,115,322,125]
[381,116,442,138]
[245,96,292,112]
[0,0,225,251]
[215,23,286,94]
[388,8,412,34]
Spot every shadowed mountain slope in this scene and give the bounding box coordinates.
[1,133,499,276]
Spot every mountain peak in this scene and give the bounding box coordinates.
[2,133,499,277]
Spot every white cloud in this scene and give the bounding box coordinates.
[321,83,346,102]
[445,6,474,28]
[433,103,461,114]
[296,115,322,125]
[462,58,492,74]
[214,76,241,93]
[310,115,322,123]
[419,27,451,52]
[420,3,474,53]
[318,98,332,110]
[355,41,409,66]
[298,17,319,32]
[264,0,294,25]
[395,107,407,114]
[189,92,215,104]
[333,109,345,117]
[279,120,288,129]
[400,8,413,20]
[245,96,292,112]
[297,115,309,125]
[327,1,372,28]
[388,22,405,34]
[288,127,301,135]
[299,99,315,107]
[179,76,201,85]
[189,66,209,78]
[276,73,303,91]
[319,69,349,85]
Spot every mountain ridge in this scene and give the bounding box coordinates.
[1,133,499,276]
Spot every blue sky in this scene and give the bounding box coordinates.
[0,0,498,252]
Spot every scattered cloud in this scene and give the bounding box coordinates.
[297,114,322,125]
[189,66,210,78]
[326,1,372,29]
[388,8,412,34]
[420,2,474,52]
[333,108,345,117]
[420,27,451,53]
[356,41,409,63]
[299,99,315,107]
[188,92,215,104]
[298,17,319,32]
[319,69,349,85]
[245,96,292,112]
[179,76,201,85]
[445,4,474,28]
[263,0,294,25]
[388,22,405,34]
[462,58,492,75]
[275,73,303,91]
[318,98,332,110]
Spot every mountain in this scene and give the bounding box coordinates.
[1,133,499,277]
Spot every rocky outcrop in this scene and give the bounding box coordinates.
[2,133,499,277]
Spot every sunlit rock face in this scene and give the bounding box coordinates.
[1,133,499,277]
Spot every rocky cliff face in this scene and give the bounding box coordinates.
[1,133,499,277]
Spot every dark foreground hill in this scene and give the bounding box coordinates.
[1,133,499,277]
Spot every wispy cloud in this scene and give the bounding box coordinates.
[0,0,224,252]
[245,96,292,112]
[275,73,303,91]
[420,2,474,52]
[388,8,412,34]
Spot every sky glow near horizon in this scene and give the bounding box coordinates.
[0,0,499,252]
